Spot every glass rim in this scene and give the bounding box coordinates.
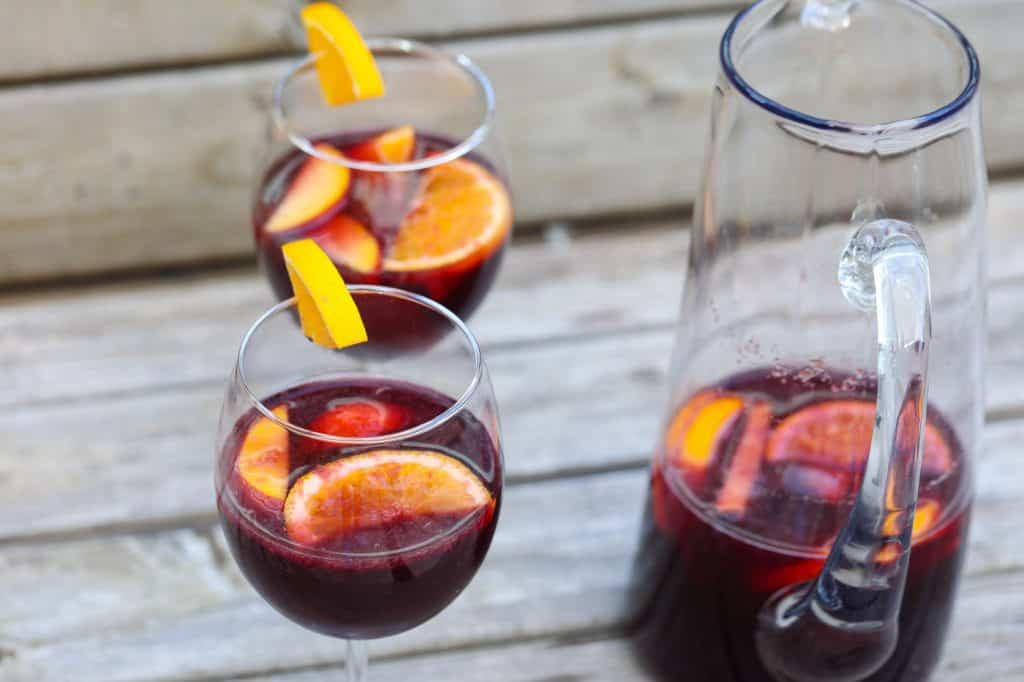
[720,0,981,136]
[272,37,497,172]
[236,285,485,447]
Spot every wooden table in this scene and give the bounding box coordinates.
[0,177,1022,681]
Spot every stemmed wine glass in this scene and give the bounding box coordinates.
[253,37,513,320]
[215,286,503,680]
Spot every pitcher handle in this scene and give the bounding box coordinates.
[755,220,933,682]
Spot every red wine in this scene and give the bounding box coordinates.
[629,367,969,681]
[218,378,502,639]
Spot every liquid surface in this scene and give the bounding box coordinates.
[629,367,970,681]
[217,378,502,639]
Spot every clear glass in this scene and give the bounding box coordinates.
[215,287,504,681]
[252,39,513,321]
[629,2,985,681]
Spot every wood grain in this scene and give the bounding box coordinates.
[0,1,744,82]
[1,191,1019,541]
[1,419,1021,681]
[0,220,688,409]
[0,2,1022,282]
[254,619,1024,682]
[3,175,1022,410]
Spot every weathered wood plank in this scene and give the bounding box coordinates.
[4,174,1022,410]
[0,1,744,82]
[1,419,1021,681]
[253,611,1024,682]
[0,2,293,83]
[1,190,1020,541]
[0,221,687,409]
[0,472,640,681]
[0,3,1021,282]
[0,329,670,541]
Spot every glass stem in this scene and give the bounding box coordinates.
[345,639,368,682]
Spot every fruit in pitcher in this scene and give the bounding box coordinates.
[663,391,744,472]
[284,449,494,547]
[715,402,772,515]
[266,143,351,233]
[766,400,954,478]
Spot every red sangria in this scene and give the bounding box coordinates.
[628,368,969,681]
[254,126,512,319]
[218,378,501,639]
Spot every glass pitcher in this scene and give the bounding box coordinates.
[628,2,985,681]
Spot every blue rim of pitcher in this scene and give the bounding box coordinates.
[720,0,981,134]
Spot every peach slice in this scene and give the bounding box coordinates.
[265,142,351,233]
[284,449,493,547]
[309,399,409,445]
[716,402,773,516]
[235,405,290,506]
[346,126,416,163]
[312,214,381,273]
[765,400,953,478]
[663,391,744,472]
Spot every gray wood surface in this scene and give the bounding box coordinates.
[0,1,1021,284]
[0,1,743,82]
[1,192,1022,679]
[1,178,1021,542]
[1,423,1021,681]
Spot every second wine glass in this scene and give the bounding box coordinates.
[254,39,513,320]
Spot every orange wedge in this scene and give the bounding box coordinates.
[236,405,290,504]
[265,142,350,233]
[664,392,745,471]
[347,126,416,164]
[877,499,943,563]
[301,2,385,106]
[284,449,493,546]
[383,159,512,273]
[282,239,367,349]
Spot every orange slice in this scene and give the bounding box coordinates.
[877,499,943,563]
[236,405,290,504]
[282,239,367,349]
[383,158,512,272]
[765,400,954,478]
[266,142,350,234]
[301,2,385,106]
[663,391,745,471]
[284,449,493,546]
[347,126,416,163]
[312,214,381,274]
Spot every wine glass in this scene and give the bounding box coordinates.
[253,38,513,321]
[215,286,503,680]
